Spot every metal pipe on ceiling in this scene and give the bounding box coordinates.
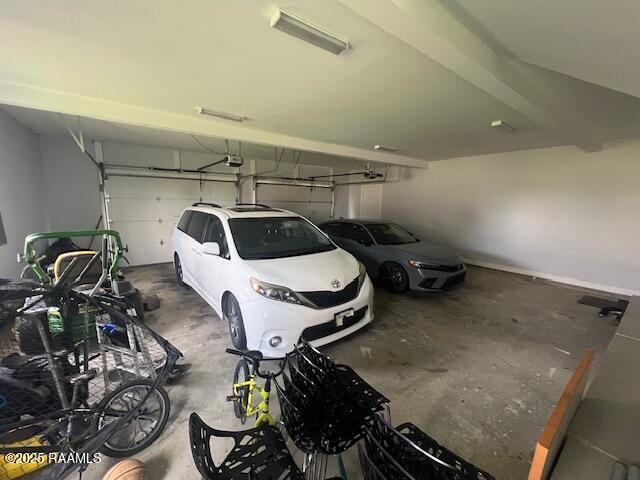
[105,167,236,183]
[333,179,387,187]
[255,176,333,189]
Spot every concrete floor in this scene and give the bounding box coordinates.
[83,264,617,480]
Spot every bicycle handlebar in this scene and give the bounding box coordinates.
[225,348,285,379]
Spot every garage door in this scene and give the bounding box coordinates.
[256,164,333,225]
[105,175,236,266]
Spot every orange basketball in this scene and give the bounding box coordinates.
[102,459,147,480]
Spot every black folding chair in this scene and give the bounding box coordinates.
[189,412,304,479]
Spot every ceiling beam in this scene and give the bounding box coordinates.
[338,0,602,152]
[0,80,428,169]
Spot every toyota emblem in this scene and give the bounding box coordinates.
[331,279,341,289]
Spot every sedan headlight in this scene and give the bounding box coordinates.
[408,260,443,270]
[357,262,367,291]
[250,277,302,305]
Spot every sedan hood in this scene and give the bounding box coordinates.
[246,249,359,292]
[388,241,461,263]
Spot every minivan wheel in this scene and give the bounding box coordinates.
[380,262,409,293]
[225,295,247,350]
[174,254,188,288]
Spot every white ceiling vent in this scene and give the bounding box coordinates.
[271,9,349,55]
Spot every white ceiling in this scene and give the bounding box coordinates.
[0,0,639,164]
[1,104,363,170]
[453,0,640,99]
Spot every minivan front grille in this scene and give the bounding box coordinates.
[297,277,359,309]
[302,306,368,341]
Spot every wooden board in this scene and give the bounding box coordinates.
[528,348,595,480]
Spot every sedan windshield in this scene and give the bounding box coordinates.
[229,217,336,260]
[365,223,418,245]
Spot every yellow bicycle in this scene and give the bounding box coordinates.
[226,348,283,427]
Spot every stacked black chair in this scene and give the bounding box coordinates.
[274,340,389,456]
[362,414,495,480]
[189,412,304,479]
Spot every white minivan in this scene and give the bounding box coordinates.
[172,203,374,357]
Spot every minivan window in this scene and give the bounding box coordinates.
[229,217,336,260]
[177,210,193,233]
[203,215,230,259]
[186,211,208,242]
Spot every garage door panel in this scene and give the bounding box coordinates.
[107,177,195,197]
[111,220,173,247]
[105,175,236,265]
[108,198,190,223]
[258,185,331,202]
[267,200,332,224]
[124,242,173,267]
[257,184,332,224]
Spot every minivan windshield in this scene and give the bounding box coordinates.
[365,223,418,245]
[228,217,336,260]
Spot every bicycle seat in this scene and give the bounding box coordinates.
[243,350,263,364]
[68,369,97,385]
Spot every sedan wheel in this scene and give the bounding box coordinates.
[380,262,409,293]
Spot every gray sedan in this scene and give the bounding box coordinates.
[319,219,466,293]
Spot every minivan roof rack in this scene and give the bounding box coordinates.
[192,202,221,208]
[234,203,271,208]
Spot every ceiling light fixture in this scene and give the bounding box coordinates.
[271,9,349,55]
[491,120,517,133]
[373,144,399,152]
[198,107,245,123]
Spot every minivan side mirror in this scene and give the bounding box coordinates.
[202,242,221,256]
[357,238,372,246]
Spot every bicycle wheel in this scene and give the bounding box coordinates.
[95,379,170,457]
[233,359,250,424]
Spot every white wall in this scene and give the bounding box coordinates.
[39,136,102,232]
[0,109,46,278]
[381,139,640,295]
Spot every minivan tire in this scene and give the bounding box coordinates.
[174,254,188,288]
[224,295,247,349]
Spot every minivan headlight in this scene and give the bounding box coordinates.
[357,262,367,291]
[250,277,302,305]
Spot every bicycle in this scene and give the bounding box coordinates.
[225,346,351,480]
[225,348,283,427]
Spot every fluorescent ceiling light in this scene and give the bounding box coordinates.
[491,120,517,133]
[271,9,349,55]
[198,107,245,123]
[373,144,399,152]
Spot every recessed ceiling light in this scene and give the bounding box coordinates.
[373,144,399,152]
[198,107,245,123]
[491,120,517,133]
[271,9,349,55]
